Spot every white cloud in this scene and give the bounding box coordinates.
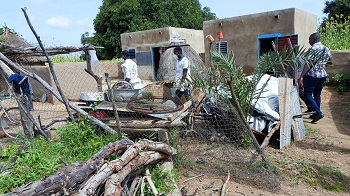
[46,16,71,28]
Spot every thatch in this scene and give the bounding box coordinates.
[0,29,32,48]
[0,30,47,64]
[157,43,206,82]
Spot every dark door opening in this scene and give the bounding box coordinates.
[152,47,161,80]
[259,37,276,56]
[258,34,298,76]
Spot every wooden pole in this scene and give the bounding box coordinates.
[105,73,122,135]
[227,78,273,169]
[21,7,74,121]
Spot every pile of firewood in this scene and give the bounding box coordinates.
[4,139,178,196]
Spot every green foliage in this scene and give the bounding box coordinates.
[318,14,350,50]
[191,51,258,117]
[136,164,177,195]
[0,119,120,193]
[323,0,350,24]
[0,144,19,162]
[86,0,216,60]
[50,53,85,63]
[141,92,154,101]
[332,73,350,94]
[240,132,253,148]
[297,162,350,192]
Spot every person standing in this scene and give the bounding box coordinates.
[286,45,312,113]
[120,50,144,89]
[173,46,194,107]
[299,32,332,123]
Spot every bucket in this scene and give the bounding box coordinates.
[206,34,214,43]
[217,31,223,39]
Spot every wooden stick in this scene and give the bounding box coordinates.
[260,122,281,149]
[132,177,143,196]
[0,52,118,135]
[141,176,146,196]
[130,176,140,196]
[183,174,204,183]
[21,7,74,121]
[227,79,272,170]
[220,170,230,196]
[250,122,281,162]
[145,168,159,195]
[105,73,122,135]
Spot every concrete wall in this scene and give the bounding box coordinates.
[293,8,318,48]
[328,50,350,79]
[203,8,317,74]
[121,27,204,80]
[24,65,58,104]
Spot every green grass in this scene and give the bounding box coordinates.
[298,162,350,192]
[51,53,85,63]
[0,119,120,194]
[0,119,179,194]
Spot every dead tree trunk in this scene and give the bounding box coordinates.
[84,49,103,92]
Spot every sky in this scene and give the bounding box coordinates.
[0,0,328,47]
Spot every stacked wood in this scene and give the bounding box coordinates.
[4,139,177,196]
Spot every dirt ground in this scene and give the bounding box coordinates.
[177,86,350,196]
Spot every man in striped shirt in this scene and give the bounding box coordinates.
[299,32,332,123]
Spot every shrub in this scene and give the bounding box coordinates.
[332,73,350,94]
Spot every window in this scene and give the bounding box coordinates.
[215,41,228,54]
[128,49,136,59]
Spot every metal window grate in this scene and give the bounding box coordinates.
[215,41,228,54]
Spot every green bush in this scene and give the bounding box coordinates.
[332,73,350,94]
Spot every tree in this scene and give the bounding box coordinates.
[82,0,216,60]
[323,0,350,22]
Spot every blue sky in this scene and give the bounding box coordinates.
[0,0,328,47]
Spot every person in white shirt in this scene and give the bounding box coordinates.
[173,46,194,107]
[120,50,144,89]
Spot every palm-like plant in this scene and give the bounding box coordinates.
[191,43,319,118]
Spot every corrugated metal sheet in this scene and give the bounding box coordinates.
[291,86,305,141]
[278,77,293,149]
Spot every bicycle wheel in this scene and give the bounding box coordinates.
[0,107,22,138]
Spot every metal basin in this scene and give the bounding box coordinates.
[111,88,144,102]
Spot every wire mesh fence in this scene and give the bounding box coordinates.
[0,58,282,192]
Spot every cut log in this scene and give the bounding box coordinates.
[107,151,168,196]
[4,139,133,196]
